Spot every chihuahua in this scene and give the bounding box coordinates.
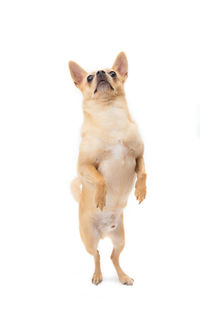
[69,52,146,285]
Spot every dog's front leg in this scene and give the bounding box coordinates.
[78,163,106,210]
[134,156,147,204]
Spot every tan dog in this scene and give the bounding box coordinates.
[69,52,146,285]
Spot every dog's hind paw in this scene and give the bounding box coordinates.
[119,274,134,285]
[92,272,103,285]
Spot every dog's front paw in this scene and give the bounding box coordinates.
[96,191,106,211]
[95,182,106,211]
[135,187,146,204]
[135,175,146,204]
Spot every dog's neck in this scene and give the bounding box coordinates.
[83,95,127,112]
[82,96,133,131]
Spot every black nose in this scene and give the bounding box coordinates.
[96,70,105,76]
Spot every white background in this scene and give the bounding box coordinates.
[0,0,200,309]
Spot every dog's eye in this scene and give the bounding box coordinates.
[87,75,94,83]
[109,71,116,78]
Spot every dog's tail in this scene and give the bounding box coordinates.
[70,177,82,203]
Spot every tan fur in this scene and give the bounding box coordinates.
[70,177,81,202]
[69,52,146,285]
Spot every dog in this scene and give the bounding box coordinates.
[69,52,146,285]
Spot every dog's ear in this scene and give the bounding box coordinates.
[68,61,87,87]
[112,52,128,80]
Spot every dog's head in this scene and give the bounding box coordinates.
[69,52,128,101]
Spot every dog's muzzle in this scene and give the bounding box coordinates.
[94,71,114,93]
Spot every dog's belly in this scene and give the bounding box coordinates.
[93,210,122,236]
[98,142,136,209]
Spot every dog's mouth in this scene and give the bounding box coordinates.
[94,79,114,94]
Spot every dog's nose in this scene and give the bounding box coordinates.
[96,70,105,76]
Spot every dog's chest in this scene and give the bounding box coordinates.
[98,140,135,176]
[97,140,136,209]
[111,141,126,161]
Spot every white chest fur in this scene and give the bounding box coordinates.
[105,140,128,166]
[112,141,124,159]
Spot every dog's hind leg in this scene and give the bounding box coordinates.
[109,214,134,285]
[79,217,102,285]
[92,250,102,285]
